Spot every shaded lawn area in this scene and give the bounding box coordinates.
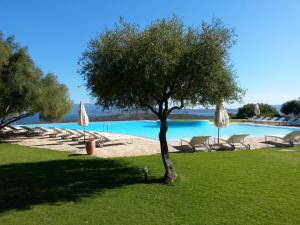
[0,144,299,225]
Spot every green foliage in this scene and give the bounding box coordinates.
[79,16,243,112]
[235,103,279,119]
[281,99,300,117]
[79,16,244,181]
[0,34,72,126]
[0,144,300,225]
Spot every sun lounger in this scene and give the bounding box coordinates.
[92,132,134,147]
[248,116,258,121]
[60,129,82,139]
[286,118,298,126]
[289,118,300,126]
[7,125,27,134]
[214,134,250,150]
[85,131,102,140]
[48,128,67,138]
[34,127,56,136]
[180,136,211,151]
[253,117,265,123]
[260,117,271,123]
[274,117,287,125]
[72,130,88,141]
[0,126,13,134]
[265,131,300,146]
[20,125,43,136]
[74,131,100,142]
[262,117,281,125]
[267,117,279,122]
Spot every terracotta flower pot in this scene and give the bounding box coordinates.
[85,140,96,155]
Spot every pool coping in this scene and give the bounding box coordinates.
[26,120,300,141]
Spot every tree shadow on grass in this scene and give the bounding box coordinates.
[0,157,158,213]
[264,141,294,148]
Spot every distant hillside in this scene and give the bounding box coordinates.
[71,103,239,116]
[17,103,281,124]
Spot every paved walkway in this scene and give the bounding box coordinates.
[2,134,282,158]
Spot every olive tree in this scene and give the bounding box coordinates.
[79,17,243,182]
[235,103,279,119]
[0,34,72,129]
[281,99,300,117]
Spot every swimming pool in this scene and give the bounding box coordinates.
[29,120,300,140]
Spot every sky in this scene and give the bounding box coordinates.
[0,0,299,108]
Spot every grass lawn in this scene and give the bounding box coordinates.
[0,144,299,225]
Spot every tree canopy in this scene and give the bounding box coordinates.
[235,103,279,119]
[79,17,243,182]
[0,33,72,128]
[281,99,300,117]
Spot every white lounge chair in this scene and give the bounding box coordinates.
[263,117,281,125]
[35,127,56,136]
[274,117,287,125]
[260,117,271,123]
[49,128,67,137]
[289,118,300,126]
[267,117,279,122]
[20,125,45,136]
[253,117,266,123]
[214,134,250,150]
[180,136,211,151]
[93,132,134,147]
[7,125,27,134]
[0,126,13,134]
[285,118,297,125]
[73,130,89,142]
[61,129,83,140]
[265,131,300,146]
[248,116,258,121]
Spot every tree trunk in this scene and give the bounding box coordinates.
[159,117,176,183]
[0,113,32,130]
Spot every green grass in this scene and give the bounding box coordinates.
[0,144,299,225]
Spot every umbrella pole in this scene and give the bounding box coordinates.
[84,126,85,142]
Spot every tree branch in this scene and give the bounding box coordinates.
[0,113,32,129]
[140,103,160,117]
[0,104,11,121]
[167,99,184,115]
[150,93,161,103]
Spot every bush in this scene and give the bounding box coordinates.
[281,99,300,117]
[235,103,279,119]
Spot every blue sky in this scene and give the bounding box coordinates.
[0,0,299,107]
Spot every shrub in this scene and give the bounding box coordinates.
[281,99,300,117]
[235,103,279,119]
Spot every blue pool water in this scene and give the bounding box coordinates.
[29,120,300,140]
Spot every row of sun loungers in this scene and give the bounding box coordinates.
[0,125,134,148]
[2,125,300,151]
[0,125,40,135]
[248,116,300,126]
[181,131,300,151]
[180,134,251,151]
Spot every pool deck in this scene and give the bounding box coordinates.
[2,133,284,158]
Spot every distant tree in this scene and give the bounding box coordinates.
[235,103,278,119]
[281,99,300,117]
[79,17,243,182]
[0,34,72,129]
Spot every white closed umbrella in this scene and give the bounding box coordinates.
[214,102,230,144]
[254,103,260,116]
[78,101,89,141]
